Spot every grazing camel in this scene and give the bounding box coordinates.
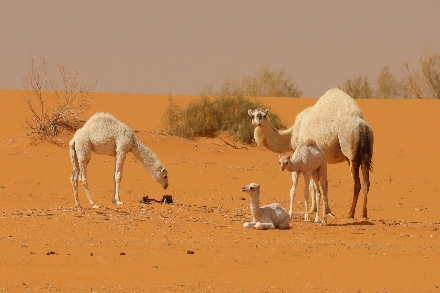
[249,88,373,219]
[278,139,334,223]
[69,112,169,209]
[241,183,290,230]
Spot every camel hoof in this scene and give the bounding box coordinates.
[91,205,99,209]
[113,201,123,205]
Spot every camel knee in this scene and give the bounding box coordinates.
[79,175,88,186]
[70,172,78,186]
[353,181,361,194]
[363,181,370,194]
[114,171,123,183]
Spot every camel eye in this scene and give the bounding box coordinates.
[250,187,253,190]
[164,175,168,179]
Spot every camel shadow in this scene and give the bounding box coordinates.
[326,220,374,227]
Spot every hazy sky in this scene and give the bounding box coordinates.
[1,1,439,97]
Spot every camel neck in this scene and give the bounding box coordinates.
[131,137,161,177]
[249,194,262,218]
[285,159,301,173]
[254,124,294,153]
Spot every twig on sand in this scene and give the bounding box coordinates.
[218,137,248,150]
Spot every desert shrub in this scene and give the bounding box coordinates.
[22,56,96,146]
[403,49,440,99]
[205,66,302,98]
[341,76,375,99]
[376,66,405,98]
[162,67,293,143]
[162,95,285,144]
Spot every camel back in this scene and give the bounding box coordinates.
[313,88,363,119]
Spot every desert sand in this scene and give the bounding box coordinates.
[0,89,439,292]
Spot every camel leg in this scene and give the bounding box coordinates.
[303,172,311,222]
[70,157,80,208]
[243,222,257,228]
[311,171,321,223]
[319,168,332,223]
[255,222,275,230]
[279,214,291,229]
[78,159,99,209]
[289,171,299,217]
[309,180,317,214]
[348,160,361,218]
[361,163,370,219]
[113,151,126,205]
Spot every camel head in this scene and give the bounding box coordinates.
[241,182,260,195]
[248,109,269,127]
[156,167,169,189]
[278,155,290,171]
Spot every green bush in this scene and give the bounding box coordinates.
[340,76,375,99]
[204,66,302,98]
[161,94,285,144]
[162,67,294,143]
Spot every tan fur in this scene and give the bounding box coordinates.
[250,88,374,218]
[278,142,333,223]
[69,112,169,209]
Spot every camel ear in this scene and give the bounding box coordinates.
[248,109,253,117]
[161,168,166,173]
[264,109,269,115]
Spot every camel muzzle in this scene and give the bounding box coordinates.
[241,186,247,192]
[163,183,169,189]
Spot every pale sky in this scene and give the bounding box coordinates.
[1,1,439,97]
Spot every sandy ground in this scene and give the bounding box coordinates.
[1,89,440,292]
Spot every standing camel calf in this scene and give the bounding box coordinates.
[249,88,373,219]
[278,139,334,223]
[69,112,169,209]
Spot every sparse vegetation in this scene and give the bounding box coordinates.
[162,67,292,144]
[162,95,284,144]
[22,56,97,146]
[341,49,440,99]
[204,66,302,98]
[341,76,375,99]
[377,66,405,98]
[403,49,440,99]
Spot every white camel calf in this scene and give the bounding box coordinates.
[241,183,290,230]
[278,139,334,223]
[69,112,169,209]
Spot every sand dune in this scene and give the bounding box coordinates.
[0,89,439,292]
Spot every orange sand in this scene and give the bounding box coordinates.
[0,89,439,292]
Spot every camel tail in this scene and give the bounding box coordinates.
[359,122,374,172]
[69,140,79,167]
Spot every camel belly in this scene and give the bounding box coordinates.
[91,140,117,156]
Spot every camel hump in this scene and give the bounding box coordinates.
[304,138,316,146]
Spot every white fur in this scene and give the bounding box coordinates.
[241,183,290,230]
[278,140,334,223]
[69,112,169,209]
[249,88,374,218]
